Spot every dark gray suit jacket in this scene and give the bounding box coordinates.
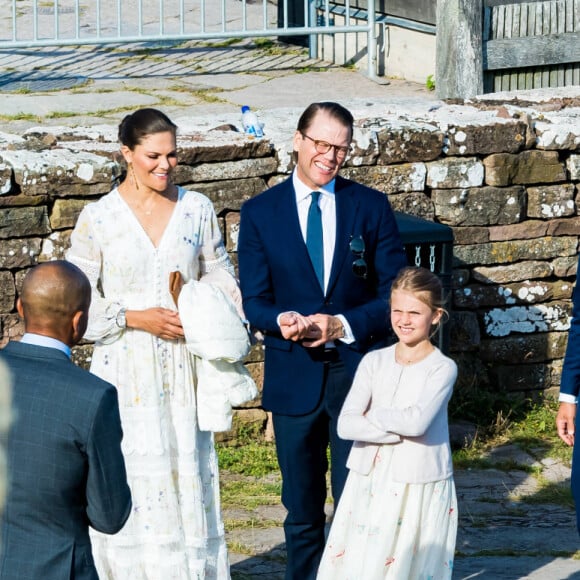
[0,341,131,580]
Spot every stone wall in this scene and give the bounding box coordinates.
[1,96,579,437]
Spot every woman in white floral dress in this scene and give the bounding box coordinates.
[66,108,231,579]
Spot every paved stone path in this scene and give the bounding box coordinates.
[224,444,580,579]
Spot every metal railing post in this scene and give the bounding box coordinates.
[308,0,317,60]
[366,0,388,83]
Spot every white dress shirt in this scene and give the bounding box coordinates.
[290,171,354,343]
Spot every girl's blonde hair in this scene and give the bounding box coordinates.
[391,266,449,327]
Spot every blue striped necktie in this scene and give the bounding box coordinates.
[306,191,324,289]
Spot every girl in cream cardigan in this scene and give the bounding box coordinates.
[317,266,458,580]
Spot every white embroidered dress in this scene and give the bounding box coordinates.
[66,187,232,580]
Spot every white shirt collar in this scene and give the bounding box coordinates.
[20,333,71,358]
[293,170,336,203]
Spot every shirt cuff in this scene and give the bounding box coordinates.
[276,311,297,328]
[559,393,578,404]
[335,314,354,344]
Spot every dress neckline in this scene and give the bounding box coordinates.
[114,186,183,250]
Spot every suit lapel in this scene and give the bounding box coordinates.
[327,177,360,296]
[275,179,326,294]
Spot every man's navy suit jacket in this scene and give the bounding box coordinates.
[561,256,580,398]
[0,341,131,580]
[238,175,408,416]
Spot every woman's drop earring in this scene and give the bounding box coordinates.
[129,162,140,190]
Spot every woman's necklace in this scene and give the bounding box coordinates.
[395,342,434,366]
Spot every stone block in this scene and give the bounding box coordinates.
[535,119,580,150]
[527,184,576,219]
[552,256,578,278]
[433,186,524,226]
[39,230,72,261]
[547,216,580,237]
[454,280,573,309]
[349,127,379,167]
[176,157,277,184]
[214,408,268,445]
[490,363,551,392]
[71,343,94,371]
[50,199,90,230]
[0,271,15,313]
[482,301,570,338]
[0,206,50,239]
[0,162,13,196]
[191,177,267,215]
[426,157,484,189]
[452,269,470,287]
[377,125,443,164]
[483,151,566,186]
[444,121,527,156]
[388,192,435,220]
[0,314,23,347]
[451,226,489,245]
[454,236,577,267]
[488,221,548,241]
[224,212,240,253]
[1,149,117,196]
[479,332,568,364]
[449,311,480,351]
[567,154,580,180]
[0,239,41,269]
[342,163,426,194]
[0,194,47,208]
[472,262,554,284]
[177,135,273,165]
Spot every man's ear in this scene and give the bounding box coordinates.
[16,298,24,319]
[71,310,87,344]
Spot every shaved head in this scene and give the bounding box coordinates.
[19,261,91,345]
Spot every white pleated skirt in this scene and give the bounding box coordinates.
[317,444,457,580]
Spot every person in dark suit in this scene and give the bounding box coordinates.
[0,261,131,580]
[237,101,408,580]
[556,256,580,533]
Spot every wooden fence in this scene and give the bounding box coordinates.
[437,0,580,99]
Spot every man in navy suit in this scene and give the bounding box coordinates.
[0,261,131,580]
[238,102,407,579]
[557,257,580,533]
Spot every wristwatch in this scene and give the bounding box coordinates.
[116,307,127,329]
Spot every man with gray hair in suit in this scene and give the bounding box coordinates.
[0,261,131,580]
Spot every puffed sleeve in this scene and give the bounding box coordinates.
[197,198,234,278]
[66,205,126,344]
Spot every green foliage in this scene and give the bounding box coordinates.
[216,435,278,477]
[426,74,436,91]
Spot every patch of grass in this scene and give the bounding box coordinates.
[202,38,243,48]
[220,478,281,510]
[46,111,78,119]
[519,480,574,508]
[217,440,279,477]
[187,89,228,104]
[0,113,41,122]
[224,517,281,530]
[227,541,255,556]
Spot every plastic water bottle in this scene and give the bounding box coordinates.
[241,106,263,138]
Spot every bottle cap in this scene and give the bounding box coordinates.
[241,106,250,113]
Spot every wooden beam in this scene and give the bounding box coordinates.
[485,32,580,69]
[436,0,484,99]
